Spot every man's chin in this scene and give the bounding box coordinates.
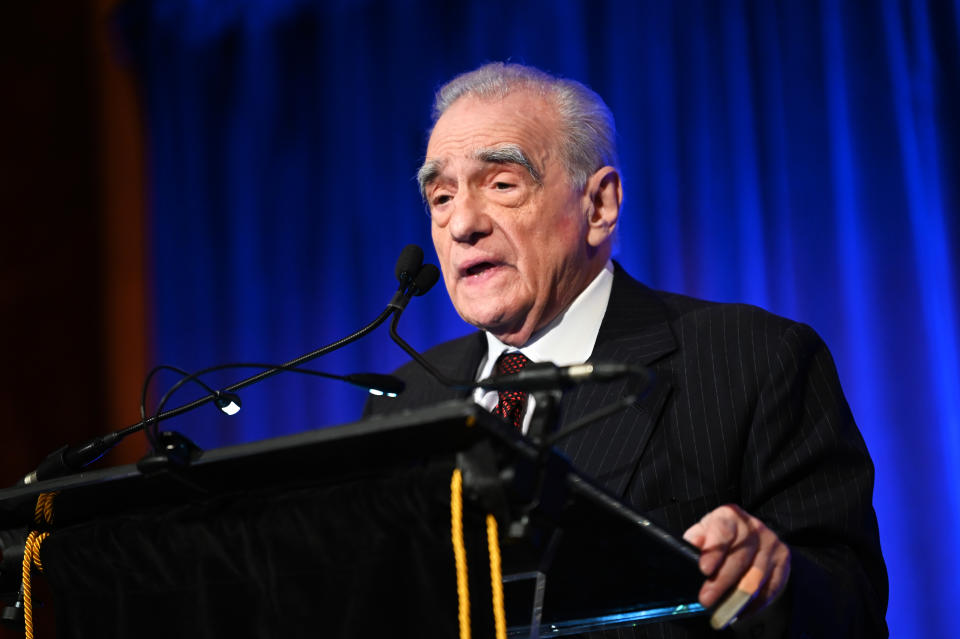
[457,308,536,346]
[450,285,535,339]
[458,306,516,334]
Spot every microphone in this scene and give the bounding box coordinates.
[20,363,404,486]
[410,263,441,295]
[386,270,650,394]
[395,244,424,287]
[17,246,420,484]
[145,363,405,449]
[382,257,655,443]
[387,254,438,313]
[20,370,241,485]
[477,361,651,392]
[387,264,472,389]
[137,245,424,448]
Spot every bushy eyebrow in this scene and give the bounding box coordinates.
[472,144,542,185]
[416,144,542,200]
[417,159,445,200]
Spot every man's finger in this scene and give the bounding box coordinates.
[693,506,753,578]
[685,504,793,628]
[689,506,764,609]
[753,538,791,609]
[698,537,759,607]
[682,522,705,547]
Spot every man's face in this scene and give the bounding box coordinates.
[422,91,603,346]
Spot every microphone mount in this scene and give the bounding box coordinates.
[20,370,242,486]
[136,244,428,451]
[145,363,405,450]
[385,273,655,444]
[18,245,425,485]
[477,361,652,392]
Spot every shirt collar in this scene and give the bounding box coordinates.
[478,261,615,378]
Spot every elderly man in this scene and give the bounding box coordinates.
[366,63,887,638]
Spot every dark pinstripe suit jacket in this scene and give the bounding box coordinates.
[365,265,888,638]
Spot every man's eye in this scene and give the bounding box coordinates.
[493,182,514,190]
[432,194,453,206]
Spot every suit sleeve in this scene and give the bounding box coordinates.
[739,322,888,638]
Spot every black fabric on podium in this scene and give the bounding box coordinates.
[38,464,496,639]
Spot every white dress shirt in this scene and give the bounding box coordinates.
[473,261,614,433]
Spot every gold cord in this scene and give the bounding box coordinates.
[486,514,507,639]
[35,492,57,526]
[451,469,508,639]
[22,492,57,639]
[22,530,49,639]
[451,468,471,639]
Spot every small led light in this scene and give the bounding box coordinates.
[214,391,242,416]
[219,400,241,415]
[368,388,385,396]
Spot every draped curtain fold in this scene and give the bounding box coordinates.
[118,1,960,637]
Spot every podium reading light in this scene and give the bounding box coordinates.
[343,373,404,398]
[18,246,421,486]
[16,366,246,486]
[213,390,242,415]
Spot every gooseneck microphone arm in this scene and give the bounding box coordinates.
[387,280,477,391]
[387,288,653,396]
[384,256,656,445]
[142,306,397,448]
[20,245,427,484]
[20,355,406,486]
[20,368,247,485]
[135,244,427,449]
[145,362,404,449]
[388,312,473,390]
[385,263,477,390]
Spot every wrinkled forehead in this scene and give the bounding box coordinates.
[421,93,559,185]
[427,92,559,155]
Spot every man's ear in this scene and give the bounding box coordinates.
[583,166,622,248]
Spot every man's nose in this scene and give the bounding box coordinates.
[447,189,492,244]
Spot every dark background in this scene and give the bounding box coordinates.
[2,1,958,637]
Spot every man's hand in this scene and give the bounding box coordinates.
[682,504,791,614]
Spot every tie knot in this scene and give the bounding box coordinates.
[495,351,530,375]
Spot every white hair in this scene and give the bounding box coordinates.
[430,62,619,192]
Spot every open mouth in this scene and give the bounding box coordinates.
[465,262,497,277]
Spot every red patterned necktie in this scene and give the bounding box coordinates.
[492,351,531,430]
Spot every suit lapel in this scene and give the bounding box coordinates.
[446,333,486,393]
[432,331,486,402]
[554,266,676,497]
[388,331,486,411]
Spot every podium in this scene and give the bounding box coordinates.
[0,401,705,638]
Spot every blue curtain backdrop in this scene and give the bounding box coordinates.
[119,1,958,636]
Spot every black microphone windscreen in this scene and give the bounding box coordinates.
[412,264,440,295]
[395,245,424,285]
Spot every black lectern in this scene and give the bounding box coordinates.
[0,401,704,638]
